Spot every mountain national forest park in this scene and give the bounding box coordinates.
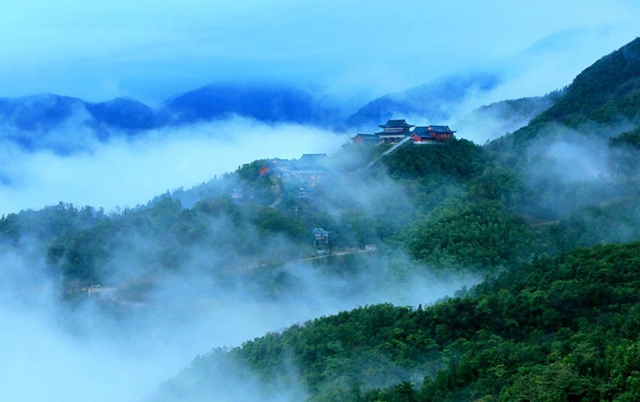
[2,9,640,402]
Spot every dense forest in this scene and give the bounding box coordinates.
[154,242,640,402]
[2,37,640,402]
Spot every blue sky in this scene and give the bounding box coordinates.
[1,0,639,105]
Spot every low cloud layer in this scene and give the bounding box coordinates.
[0,238,476,402]
[0,117,348,215]
[0,114,481,401]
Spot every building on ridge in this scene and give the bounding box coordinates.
[351,119,456,146]
[259,154,331,198]
[375,119,415,144]
[411,125,456,144]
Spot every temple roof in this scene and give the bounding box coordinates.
[312,228,330,236]
[378,119,415,129]
[353,133,379,139]
[298,153,328,164]
[412,126,432,134]
[425,125,456,133]
[411,130,435,139]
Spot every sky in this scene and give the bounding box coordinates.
[1,0,639,106]
[1,0,640,214]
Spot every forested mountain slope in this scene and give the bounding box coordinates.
[147,37,640,402]
[492,36,640,153]
[154,241,640,402]
[0,138,522,290]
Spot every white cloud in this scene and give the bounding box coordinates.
[0,117,349,215]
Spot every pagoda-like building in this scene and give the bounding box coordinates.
[350,119,455,145]
[375,119,415,144]
[411,125,456,144]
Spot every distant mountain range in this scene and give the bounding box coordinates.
[158,83,339,126]
[0,73,563,154]
[0,94,156,154]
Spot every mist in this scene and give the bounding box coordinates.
[0,237,477,402]
[0,116,348,215]
[0,126,481,401]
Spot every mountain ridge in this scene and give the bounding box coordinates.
[0,74,545,154]
[493,36,640,152]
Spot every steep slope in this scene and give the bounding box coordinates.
[481,37,640,227]
[153,241,640,402]
[498,36,640,150]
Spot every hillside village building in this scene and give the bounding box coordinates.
[259,154,331,198]
[352,119,456,145]
[311,228,331,254]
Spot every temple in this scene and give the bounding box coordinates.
[352,119,456,145]
[375,119,415,144]
[411,125,456,144]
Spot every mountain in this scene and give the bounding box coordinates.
[0,72,564,156]
[345,73,501,130]
[463,90,564,139]
[498,36,640,150]
[159,83,339,127]
[140,37,640,401]
[0,93,157,153]
[152,241,640,402]
[84,97,158,134]
[0,94,86,152]
[0,84,343,154]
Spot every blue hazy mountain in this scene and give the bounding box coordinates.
[345,73,502,129]
[0,76,537,155]
[0,84,343,154]
[84,97,157,134]
[0,93,85,133]
[0,94,158,153]
[158,82,338,127]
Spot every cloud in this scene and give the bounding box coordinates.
[0,117,349,215]
[0,120,482,400]
[515,122,638,221]
[0,211,478,402]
